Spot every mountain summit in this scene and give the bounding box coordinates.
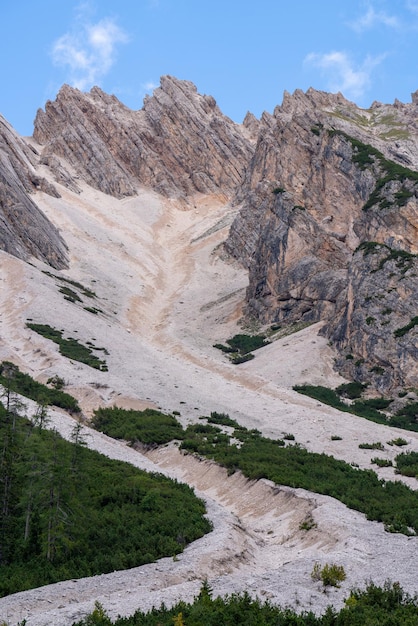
[0,76,417,394]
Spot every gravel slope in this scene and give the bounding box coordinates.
[0,180,417,625]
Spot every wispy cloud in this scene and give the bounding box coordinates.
[143,81,158,92]
[406,0,418,14]
[349,3,400,32]
[304,51,385,101]
[51,14,129,90]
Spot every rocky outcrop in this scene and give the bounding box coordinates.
[33,76,254,199]
[323,243,418,392]
[225,88,418,392]
[0,115,68,268]
[1,79,417,392]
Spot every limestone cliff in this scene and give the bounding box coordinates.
[1,79,417,393]
[225,88,418,392]
[0,115,68,268]
[33,76,254,199]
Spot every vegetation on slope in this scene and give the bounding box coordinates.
[90,408,418,536]
[293,383,418,432]
[73,581,418,626]
[329,129,418,211]
[0,403,211,596]
[214,333,269,364]
[0,361,80,413]
[26,323,108,371]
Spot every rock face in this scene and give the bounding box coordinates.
[33,76,254,199]
[1,79,417,392]
[325,243,418,392]
[225,88,418,392]
[0,115,68,268]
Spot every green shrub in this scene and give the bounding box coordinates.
[207,412,240,427]
[311,562,346,588]
[387,437,408,447]
[395,451,418,478]
[0,361,80,413]
[231,353,255,364]
[394,316,418,338]
[372,458,393,467]
[293,384,388,425]
[359,442,384,450]
[91,407,185,445]
[226,334,269,355]
[299,515,317,531]
[336,381,367,399]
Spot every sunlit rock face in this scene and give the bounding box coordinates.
[225,88,418,392]
[2,79,417,391]
[33,76,254,199]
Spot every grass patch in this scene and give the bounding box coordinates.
[27,323,108,371]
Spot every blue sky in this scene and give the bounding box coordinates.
[2,0,418,135]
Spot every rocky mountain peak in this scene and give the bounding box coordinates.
[0,79,416,393]
[33,76,254,199]
[225,86,418,393]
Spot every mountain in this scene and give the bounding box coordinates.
[0,115,67,268]
[225,88,418,393]
[3,76,416,394]
[1,76,418,623]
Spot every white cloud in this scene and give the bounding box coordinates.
[304,51,385,101]
[52,17,129,91]
[143,81,158,92]
[406,0,418,14]
[349,3,400,32]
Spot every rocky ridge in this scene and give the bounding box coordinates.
[0,115,68,268]
[0,78,417,393]
[33,76,254,199]
[226,88,418,393]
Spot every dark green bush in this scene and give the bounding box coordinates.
[395,451,418,478]
[394,316,418,338]
[91,407,185,445]
[0,411,210,596]
[231,353,255,364]
[336,382,367,399]
[226,334,269,355]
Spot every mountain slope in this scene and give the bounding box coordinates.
[0,78,417,623]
